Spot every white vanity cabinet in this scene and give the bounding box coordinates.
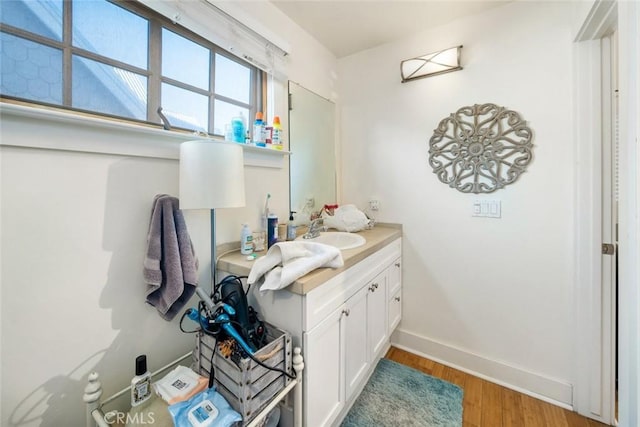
[248,237,402,427]
[304,245,397,426]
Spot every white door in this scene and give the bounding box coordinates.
[600,31,618,424]
[573,19,619,424]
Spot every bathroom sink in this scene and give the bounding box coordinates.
[296,231,366,250]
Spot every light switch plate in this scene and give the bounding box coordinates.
[472,200,501,218]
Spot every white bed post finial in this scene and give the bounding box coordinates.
[83,371,103,426]
[292,347,304,427]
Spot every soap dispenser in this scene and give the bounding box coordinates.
[287,211,297,240]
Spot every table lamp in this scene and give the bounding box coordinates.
[179,140,246,289]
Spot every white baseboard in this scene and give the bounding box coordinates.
[390,328,573,409]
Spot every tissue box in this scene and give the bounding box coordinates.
[194,322,292,424]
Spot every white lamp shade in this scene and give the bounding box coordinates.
[179,140,246,209]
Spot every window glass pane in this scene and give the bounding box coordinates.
[1,32,63,104]
[0,0,63,41]
[161,83,208,132]
[162,28,209,90]
[72,0,148,69]
[215,53,250,103]
[72,55,147,120]
[214,100,249,137]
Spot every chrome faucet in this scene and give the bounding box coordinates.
[303,217,324,239]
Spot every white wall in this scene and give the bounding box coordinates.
[0,2,337,426]
[339,1,576,405]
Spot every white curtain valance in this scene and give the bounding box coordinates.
[138,0,289,78]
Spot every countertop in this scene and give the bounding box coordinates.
[217,223,402,295]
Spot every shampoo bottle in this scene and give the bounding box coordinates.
[131,355,151,407]
[240,223,253,255]
[253,112,266,146]
[231,112,246,144]
[267,213,278,248]
[272,116,283,150]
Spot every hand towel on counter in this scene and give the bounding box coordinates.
[323,204,370,232]
[144,194,198,321]
[247,241,343,293]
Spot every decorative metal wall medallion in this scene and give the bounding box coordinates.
[428,103,534,193]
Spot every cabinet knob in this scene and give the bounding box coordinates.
[395,262,401,268]
[342,309,350,317]
[394,296,401,302]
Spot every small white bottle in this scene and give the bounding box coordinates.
[131,355,151,407]
[287,211,297,240]
[240,223,253,255]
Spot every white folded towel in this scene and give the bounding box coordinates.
[248,241,344,292]
[323,204,370,232]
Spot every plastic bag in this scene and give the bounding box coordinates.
[168,387,241,427]
[153,365,208,404]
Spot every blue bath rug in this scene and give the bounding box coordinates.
[341,358,463,427]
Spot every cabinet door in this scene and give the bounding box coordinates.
[344,285,369,400]
[303,305,345,427]
[388,289,402,332]
[368,270,388,358]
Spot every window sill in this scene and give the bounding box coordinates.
[0,102,289,168]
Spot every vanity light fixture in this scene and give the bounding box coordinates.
[400,45,463,83]
[179,140,245,286]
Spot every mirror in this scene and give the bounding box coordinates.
[288,81,337,220]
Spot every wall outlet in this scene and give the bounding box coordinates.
[369,199,380,211]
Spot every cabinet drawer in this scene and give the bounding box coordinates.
[388,289,402,333]
[388,257,402,297]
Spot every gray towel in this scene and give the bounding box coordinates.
[144,194,198,321]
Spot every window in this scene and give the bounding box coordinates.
[0,0,263,135]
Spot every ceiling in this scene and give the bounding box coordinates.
[270,0,510,58]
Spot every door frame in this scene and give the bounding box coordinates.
[573,1,640,425]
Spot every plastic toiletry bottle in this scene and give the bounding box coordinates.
[267,213,278,248]
[287,211,297,240]
[264,125,273,145]
[253,112,266,146]
[224,124,233,142]
[131,355,152,407]
[261,193,270,241]
[272,116,283,150]
[240,224,253,255]
[231,112,246,144]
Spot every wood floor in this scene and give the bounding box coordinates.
[385,347,611,427]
